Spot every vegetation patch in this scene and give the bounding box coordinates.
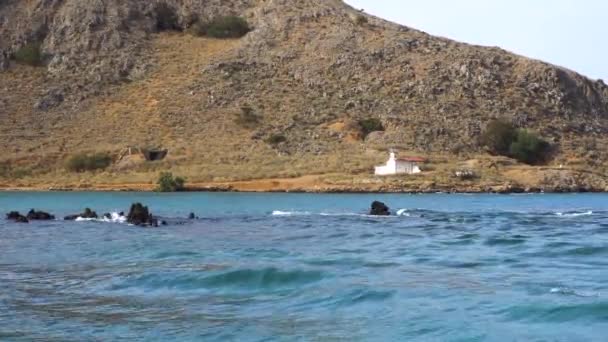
[65,153,112,173]
[480,119,550,165]
[156,172,186,192]
[358,118,384,138]
[13,42,43,66]
[155,3,180,31]
[0,163,32,179]
[509,129,551,165]
[354,14,368,25]
[266,134,287,145]
[234,105,260,128]
[188,15,250,38]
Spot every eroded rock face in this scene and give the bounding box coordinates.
[370,201,390,216]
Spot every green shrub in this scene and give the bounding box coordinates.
[480,119,550,165]
[66,153,112,173]
[358,118,384,138]
[234,105,260,128]
[266,134,287,145]
[509,130,550,165]
[480,120,517,155]
[156,172,186,192]
[155,3,180,31]
[354,14,368,25]
[205,16,250,38]
[14,42,42,66]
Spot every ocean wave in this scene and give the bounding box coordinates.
[75,212,127,223]
[273,210,408,218]
[271,210,311,216]
[110,268,324,292]
[555,211,593,217]
[550,287,599,298]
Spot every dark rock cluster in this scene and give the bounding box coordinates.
[370,201,391,216]
[127,203,164,227]
[64,208,98,221]
[6,211,28,223]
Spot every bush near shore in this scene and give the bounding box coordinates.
[480,119,550,165]
[65,153,112,173]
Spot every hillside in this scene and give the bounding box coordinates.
[1,0,608,192]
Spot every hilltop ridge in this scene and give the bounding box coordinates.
[1,0,608,192]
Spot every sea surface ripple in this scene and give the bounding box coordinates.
[0,192,607,341]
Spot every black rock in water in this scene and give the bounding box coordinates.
[370,201,391,216]
[81,208,98,219]
[6,211,28,223]
[188,212,197,220]
[64,208,99,221]
[26,209,55,220]
[127,203,159,227]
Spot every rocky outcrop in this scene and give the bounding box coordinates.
[6,211,28,223]
[370,201,390,216]
[64,208,98,221]
[26,209,55,220]
[127,203,160,227]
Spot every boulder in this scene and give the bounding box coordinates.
[6,211,28,223]
[370,201,390,216]
[127,203,159,227]
[188,212,197,219]
[26,209,55,220]
[64,208,98,220]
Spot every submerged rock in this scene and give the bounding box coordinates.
[6,211,28,223]
[370,201,391,216]
[127,203,159,227]
[64,208,98,220]
[26,209,55,220]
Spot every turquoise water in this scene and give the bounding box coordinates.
[1,192,607,341]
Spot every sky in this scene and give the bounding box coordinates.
[345,0,607,81]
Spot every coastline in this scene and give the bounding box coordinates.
[0,175,603,194]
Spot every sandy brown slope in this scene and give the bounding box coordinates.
[1,0,608,191]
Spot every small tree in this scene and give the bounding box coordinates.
[156,172,186,192]
[509,130,550,165]
[358,118,384,138]
[480,120,517,155]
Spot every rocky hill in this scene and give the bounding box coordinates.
[1,0,608,191]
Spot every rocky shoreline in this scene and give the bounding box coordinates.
[0,182,604,194]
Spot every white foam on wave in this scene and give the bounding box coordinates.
[555,211,593,217]
[75,212,127,223]
[396,209,410,217]
[272,210,405,218]
[550,287,599,298]
[271,211,311,216]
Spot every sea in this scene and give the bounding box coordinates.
[0,192,607,341]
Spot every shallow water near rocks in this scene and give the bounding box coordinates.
[0,192,607,341]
